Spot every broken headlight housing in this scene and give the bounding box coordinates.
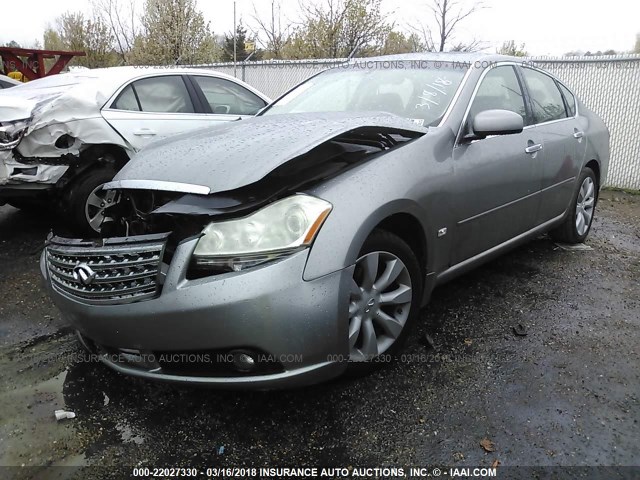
[0,119,29,151]
[192,194,332,272]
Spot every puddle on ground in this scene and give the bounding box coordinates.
[0,369,88,470]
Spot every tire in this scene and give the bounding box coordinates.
[65,168,117,236]
[346,229,423,376]
[550,167,598,244]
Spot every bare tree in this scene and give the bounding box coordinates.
[251,1,290,59]
[412,0,484,53]
[91,0,139,63]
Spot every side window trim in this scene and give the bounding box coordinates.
[513,65,535,126]
[182,74,208,113]
[556,79,578,119]
[130,83,142,111]
[184,74,212,114]
[556,79,571,118]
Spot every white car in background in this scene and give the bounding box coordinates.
[0,75,21,89]
[0,67,270,233]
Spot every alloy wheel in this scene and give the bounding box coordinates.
[85,184,117,232]
[575,176,595,236]
[348,251,412,361]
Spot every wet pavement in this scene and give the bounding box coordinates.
[0,190,638,479]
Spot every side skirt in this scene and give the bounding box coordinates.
[433,212,566,287]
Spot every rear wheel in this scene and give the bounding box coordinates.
[550,167,597,243]
[346,230,422,375]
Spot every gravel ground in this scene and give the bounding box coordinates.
[0,190,638,479]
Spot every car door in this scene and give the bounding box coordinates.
[451,65,543,264]
[520,66,586,224]
[187,75,267,120]
[101,74,212,151]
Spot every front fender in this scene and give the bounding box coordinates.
[303,197,432,281]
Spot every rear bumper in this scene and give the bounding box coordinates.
[42,237,353,388]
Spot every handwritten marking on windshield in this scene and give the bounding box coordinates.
[416,77,453,110]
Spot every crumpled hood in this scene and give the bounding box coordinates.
[114,112,428,193]
[0,95,39,122]
[0,77,109,128]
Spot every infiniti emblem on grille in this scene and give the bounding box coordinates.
[73,263,97,286]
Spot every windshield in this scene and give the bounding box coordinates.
[263,61,468,126]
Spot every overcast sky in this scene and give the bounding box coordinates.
[2,0,638,56]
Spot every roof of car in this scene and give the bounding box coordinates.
[65,66,243,83]
[0,66,269,103]
[355,52,522,64]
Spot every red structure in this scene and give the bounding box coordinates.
[0,47,86,81]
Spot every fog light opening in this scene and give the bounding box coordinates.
[231,350,257,373]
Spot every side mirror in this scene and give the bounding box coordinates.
[470,109,524,139]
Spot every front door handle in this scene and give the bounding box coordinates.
[573,130,584,139]
[133,128,156,136]
[525,143,543,154]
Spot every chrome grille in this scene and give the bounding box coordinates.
[46,234,168,305]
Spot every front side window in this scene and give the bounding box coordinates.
[522,68,567,124]
[114,76,195,113]
[192,76,266,115]
[112,84,140,111]
[263,61,468,127]
[469,66,527,122]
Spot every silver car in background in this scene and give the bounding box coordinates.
[41,53,609,388]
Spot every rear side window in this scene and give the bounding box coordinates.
[469,66,527,122]
[522,68,567,124]
[192,76,266,115]
[558,82,577,117]
[114,76,195,113]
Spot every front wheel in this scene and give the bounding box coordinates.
[346,230,423,375]
[65,168,118,235]
[550,167,598,244]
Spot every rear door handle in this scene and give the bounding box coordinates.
[525,143,543,154]
[573,130,584,139]
[133,128,156,136]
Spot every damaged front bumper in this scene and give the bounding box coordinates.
[40,233,352,388]
[0,149,69,186]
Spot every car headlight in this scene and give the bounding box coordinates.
[192,194,332,272]
[0,119,29,150]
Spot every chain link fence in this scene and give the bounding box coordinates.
[191,55,640,190]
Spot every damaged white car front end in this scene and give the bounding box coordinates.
[0,67,270,233]
[0,81,133,188]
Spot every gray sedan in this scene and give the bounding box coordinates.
[41,53,609,388]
